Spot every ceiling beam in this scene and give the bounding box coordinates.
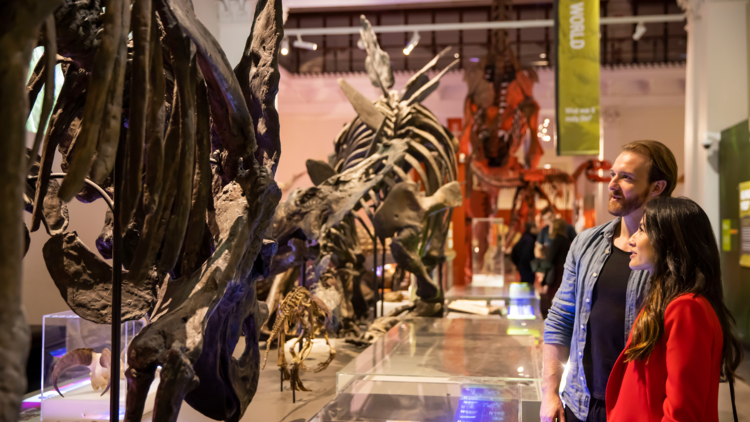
[284,13,685,36]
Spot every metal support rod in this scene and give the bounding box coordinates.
[372,238,378,320]
[26,173,115,212]
[109,131,124,421]
[380,238,386,318]
[280,368,284,392]
[292,374,296,404]
[284,14,686,36]
[299,261,305,352]
[438,257,444,298]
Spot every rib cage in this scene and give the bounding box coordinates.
[330,95,458,263]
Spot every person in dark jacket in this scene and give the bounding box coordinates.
[539,218,572,319]
[511,223,538,283]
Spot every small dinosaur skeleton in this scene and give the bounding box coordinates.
[262,286,335,392]
[51,347,124,397]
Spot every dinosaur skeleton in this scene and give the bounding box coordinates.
[461,0,611,248]
[1,0,285,421]
[262,286,335,393]
[269,16,460,331]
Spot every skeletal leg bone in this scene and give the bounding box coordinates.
[0,1,61,419]
[151,344,199,422]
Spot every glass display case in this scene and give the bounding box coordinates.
[40,311,156,421]
[336,317,543,393]
[445,282,541,321]
[445,283,537,302]
[471,218,508,286]
[310,377,540,422]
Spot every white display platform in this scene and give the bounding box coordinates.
[374,299,411,317]
[41,379,158,421]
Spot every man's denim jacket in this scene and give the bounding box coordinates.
[543,218,651,421]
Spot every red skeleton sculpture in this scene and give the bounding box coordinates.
[460,0,611,276]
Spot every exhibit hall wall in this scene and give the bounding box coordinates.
[274,66,687,208]
[682,0,750,242]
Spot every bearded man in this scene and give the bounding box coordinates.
[540,141,679,422]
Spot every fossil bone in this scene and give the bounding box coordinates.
[51,347,124,397]
[262,286,335,392]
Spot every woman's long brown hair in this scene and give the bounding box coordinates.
[624,197,743,383]
[549,218,568,241]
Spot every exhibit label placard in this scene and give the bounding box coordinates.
[555,0,601,156]
[722,219,732,252]
[740,181,750,267]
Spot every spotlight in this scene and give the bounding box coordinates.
[540,53,547,59]
[357,37,366,50]
[293,35,317,51]
[454,53,460,59]
[403,31,420,55]
[280,37,289,56]
[632,22,646,41]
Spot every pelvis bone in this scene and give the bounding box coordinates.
[373,181,461,299]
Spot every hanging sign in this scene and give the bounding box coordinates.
[740,182,750,267]
[555,0,601,156]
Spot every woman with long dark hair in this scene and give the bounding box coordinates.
[606,197,743,421]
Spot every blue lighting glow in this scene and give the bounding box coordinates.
[507,299,536,320]
[454,385,513,421]
[50,347,67,358]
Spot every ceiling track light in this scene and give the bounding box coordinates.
[293,34,318,51]
[403,31,420,55]
[632,21,647,41]
[280,36,289,56]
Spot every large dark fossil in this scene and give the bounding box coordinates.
[2,0,285,421]
[0,1,64,418]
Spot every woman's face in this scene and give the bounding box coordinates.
[628,217,656,272]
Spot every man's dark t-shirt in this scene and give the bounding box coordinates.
[536,223,577,249]
[582,239,631,400]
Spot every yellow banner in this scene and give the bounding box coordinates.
[556,0,601,156]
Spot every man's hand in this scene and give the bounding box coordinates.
[534,242,545,259]
[534,272,547,295]
[540,393,566,422]
[541,344,570,422]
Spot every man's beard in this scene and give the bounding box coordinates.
[608,189,650,217]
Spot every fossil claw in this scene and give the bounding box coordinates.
[99,348,112,396]
[51,348,94,398]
